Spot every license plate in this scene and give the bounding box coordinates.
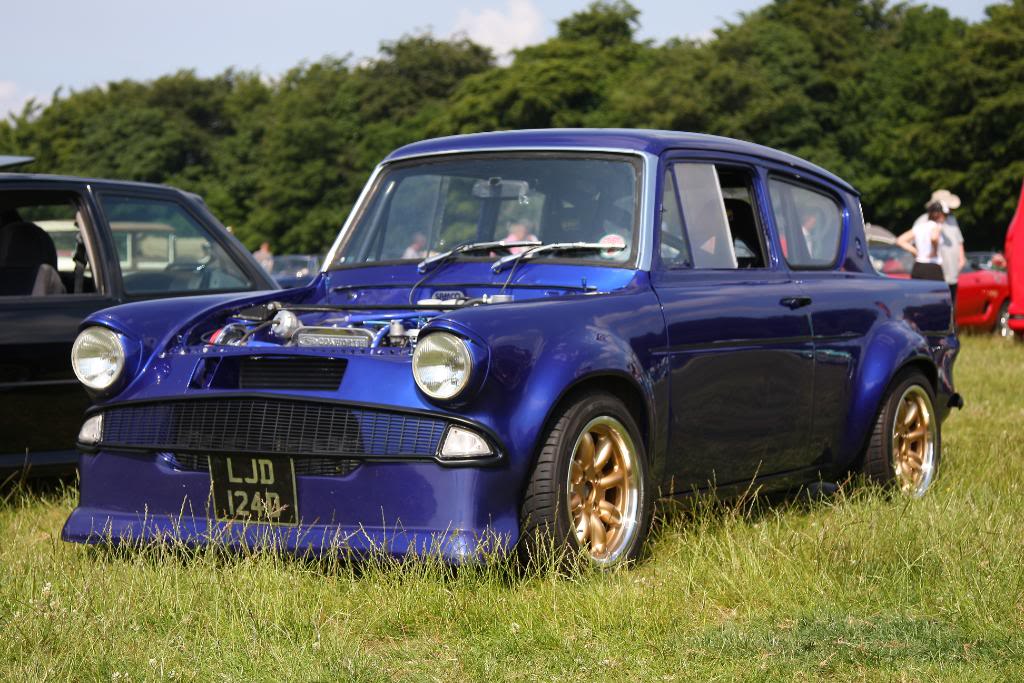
[209,456,299,525]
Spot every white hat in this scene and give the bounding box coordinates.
[928,189,961,210]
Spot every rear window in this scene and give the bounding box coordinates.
[768,179,843,268]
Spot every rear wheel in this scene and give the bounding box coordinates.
[519,392,651,567]
[861,371,940,497]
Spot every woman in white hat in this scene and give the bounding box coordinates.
[911,189,966,299]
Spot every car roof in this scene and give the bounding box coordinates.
[0,171,183,193]
[386,129,858,195]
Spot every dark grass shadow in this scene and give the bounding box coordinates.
[0,470,77,511]
[644,474,874,552]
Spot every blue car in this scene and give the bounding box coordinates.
[62,130,961,566]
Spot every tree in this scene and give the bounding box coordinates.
[435,1,645,134]
[2,0,1022,250]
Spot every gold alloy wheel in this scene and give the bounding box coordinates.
[891,385,937,497]
[567,416,641,565]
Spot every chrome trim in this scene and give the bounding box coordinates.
[322,162,387,271]
[321,146,658,274]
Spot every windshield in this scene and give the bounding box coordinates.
[331,153,640,268]
[964,251,1006,273]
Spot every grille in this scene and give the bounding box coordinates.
[100,397,447,458]
[237,357,346,391]
[169,452,361,477]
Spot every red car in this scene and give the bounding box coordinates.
[1007,181,1024,339]
[957,252,1011,336]
[867,228,1011,336]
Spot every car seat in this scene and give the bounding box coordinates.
[0,221,67,295]
[723,198,765,268]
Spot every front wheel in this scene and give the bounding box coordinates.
[996,301,1013,339]
[519,392,652,567]
[861,371,941,497]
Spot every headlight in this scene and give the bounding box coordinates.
[412,332,472,400]
[71,327,125,391]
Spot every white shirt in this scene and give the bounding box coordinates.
[912,220,942,265]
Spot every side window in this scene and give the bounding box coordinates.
[769,178,842,268]
[670,163,767,269]
[0,190,100,297]
[100,195,254,295]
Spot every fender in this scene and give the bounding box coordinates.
[432,282,669,489]
[839,319,938,471]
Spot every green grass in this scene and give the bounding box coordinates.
[2,336,1024,681]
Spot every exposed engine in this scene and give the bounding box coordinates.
[203,293,514,350]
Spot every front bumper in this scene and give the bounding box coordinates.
[62,449,520,561]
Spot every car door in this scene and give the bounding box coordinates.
[93,189,269,300]
[766,174,880,466]
[651,158,816,492]
[0,183,274,468]
[0,182,119,465]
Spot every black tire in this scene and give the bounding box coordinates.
[996,301,1013,340]
[861,370,941,497]
[519,392,652,568]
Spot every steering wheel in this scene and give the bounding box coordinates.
[164,261,212,289]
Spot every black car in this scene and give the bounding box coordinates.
[0,166,277,476]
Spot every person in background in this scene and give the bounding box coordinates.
[913,189,965,299]
[897,201,946,281]
[402,232,428,259]
[253,241,274,272]
[503,219,539,254]
[939,216,966,301]
[915,189,961,229]
[800,207,828,260]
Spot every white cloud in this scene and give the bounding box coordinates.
[453,0,546,60]
[0,81,45,122]
[686,29,716,44]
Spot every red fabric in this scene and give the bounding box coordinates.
[1007,179,1024,330]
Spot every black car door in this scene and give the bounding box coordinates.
[93,189,266,301]
[0,182,118,465]
[651,158,816,492]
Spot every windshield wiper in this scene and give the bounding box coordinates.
[417,240,541,273]
[491,242,625,273]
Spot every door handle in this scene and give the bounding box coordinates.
[780,296,812,310]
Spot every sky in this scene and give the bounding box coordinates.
[0,0,993,120]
